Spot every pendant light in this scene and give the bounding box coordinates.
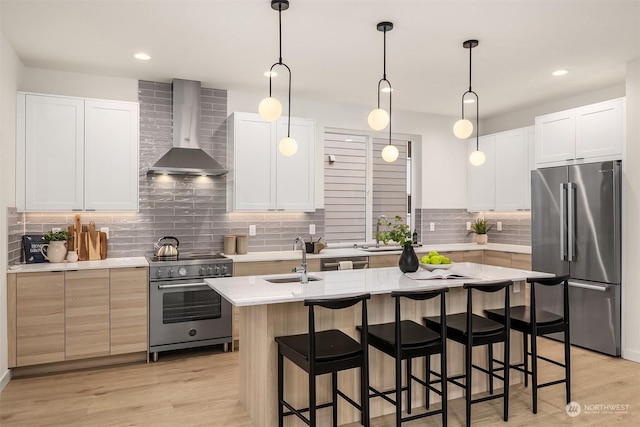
[370,22,398,163]
[258,0,297,156]
[453,39,485,166]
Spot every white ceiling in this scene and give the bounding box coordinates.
[2,0,639,119]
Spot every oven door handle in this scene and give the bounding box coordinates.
[157,282,209,290]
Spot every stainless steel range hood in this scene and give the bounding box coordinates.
[148,79,227,176]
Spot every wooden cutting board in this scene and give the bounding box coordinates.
[88,221,101,260]
[78,231,89,261]
[67,225,75,252]
[99,232,108,260]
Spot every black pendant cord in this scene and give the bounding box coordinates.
[388,88,393,146]
[267,1,292,138]
[378,24,392,146]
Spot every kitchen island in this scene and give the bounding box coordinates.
[206,263,553,426]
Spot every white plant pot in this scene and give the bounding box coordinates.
[475,234,488,245]
[40,240,68,263]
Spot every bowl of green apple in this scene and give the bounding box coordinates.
[419,251,454,271]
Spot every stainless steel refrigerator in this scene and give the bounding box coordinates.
[531,160,621,356]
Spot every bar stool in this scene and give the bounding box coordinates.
[275,293,371,427]
[357,288,448,426]
[484,275,570,413]
[424,280,512,427]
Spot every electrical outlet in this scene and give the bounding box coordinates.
[514,282,521,293]
[466,221,471,231]
[249,224,256,236]
[497,221,503,231]
[51,227,61,233]
[309,224,316,235]
[100,227,109,239]
[429,222,435,232]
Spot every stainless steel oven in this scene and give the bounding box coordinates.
[147,253,233,361]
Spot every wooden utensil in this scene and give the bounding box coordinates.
[88,221,101,260]
[67,225,75,251]
[74,214,81,254]
[78,230,89,261]
[99,232,108,260]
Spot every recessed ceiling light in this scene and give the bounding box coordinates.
[463,99,476,104]
[134,53,151,61]
[380,87,394,93]
[264,71,278,77]
[552,69,569,76]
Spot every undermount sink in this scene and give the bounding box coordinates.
[360,247,403,252]
[264,275,322,284]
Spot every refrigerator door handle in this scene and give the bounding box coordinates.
[567,182,576,262]
[560,183,567,261]
[568,281,610,292]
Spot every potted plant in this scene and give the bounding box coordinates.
[470,218,493,245]
[41,230,69,263]
[376,215,419,272]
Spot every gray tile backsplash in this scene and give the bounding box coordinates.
[8,81,326,261]
[418,209,531,246]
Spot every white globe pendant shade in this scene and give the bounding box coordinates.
[258,97,282,122]
[381,144,399,163]
[279,136,298,156]
[368,108,390,131]
[469,150,486,166]
[453,119,474,139]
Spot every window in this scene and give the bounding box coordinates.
[324,131,412,243]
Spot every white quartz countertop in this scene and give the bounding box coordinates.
[206,262,552,307]
[7,257,148,273]
[225,243,530,263]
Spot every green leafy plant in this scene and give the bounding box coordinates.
[43,230,69,242]
[376,215,412,247]
[470,218,493,235]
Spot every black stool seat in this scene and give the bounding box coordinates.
[425,312,504,338]
[485,306,564,331]
[276,329,362,363]
[359,288,448,426]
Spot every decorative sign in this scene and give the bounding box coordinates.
[22,234,47,263]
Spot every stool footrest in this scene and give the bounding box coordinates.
[471,392,506,405]
[337,389,362,412]
[537,354,567,368]
[538,378,567,389]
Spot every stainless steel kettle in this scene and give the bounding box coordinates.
[154,236,179,258]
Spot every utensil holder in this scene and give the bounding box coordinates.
[224,235,236,255]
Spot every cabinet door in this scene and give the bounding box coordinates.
[462,250,485,263]
[467,136,496,211]
[85,100,139,211]
[576,98,624,160]
[495,129,528,210]
[368,254,400,268]
[22,95,85,211]
[16,272,65,366]
[110,267,148,354]
[276,117,316,211]
[65,269,110,360]
[484,251,512,267]
[232,112,277,210]
[535,109,575,165]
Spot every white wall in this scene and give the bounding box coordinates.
[20,68,138,102]
[482,84,626,134]
[0,31,24,392]
[622,58,640,362]
[228,90,467,210]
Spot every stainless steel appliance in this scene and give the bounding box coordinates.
[147,252,233,361]
[531,160,621,356]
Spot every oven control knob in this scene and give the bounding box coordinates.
[178,267,187,277]
[199,266,206,275]
[189,328,197,337]
[155,270,162,278]
[221,265,228,274]
[168,269,174,278]
[213,265,221,275]
[207,266,213,274]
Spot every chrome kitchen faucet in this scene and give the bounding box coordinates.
[292,236,309,284]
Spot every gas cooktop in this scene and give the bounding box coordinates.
[146,252,229,263]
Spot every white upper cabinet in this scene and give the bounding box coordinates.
[85,100,139,211]
[228,112,316,212]
[467,135,496,211]
[17,93,139,212]
[467,126,533,212]
[535,98,624,167]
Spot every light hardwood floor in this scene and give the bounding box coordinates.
[1,339,638,426]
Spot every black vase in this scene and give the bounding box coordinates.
[399,245,419,273]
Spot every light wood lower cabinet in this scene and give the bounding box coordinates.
[65,269,111,360]
[485,251,532,270]
[14,272,65,367]
[8,267,148,369]
[368,254,399,268]
[462,250,485,264]
[110,267,148,355]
